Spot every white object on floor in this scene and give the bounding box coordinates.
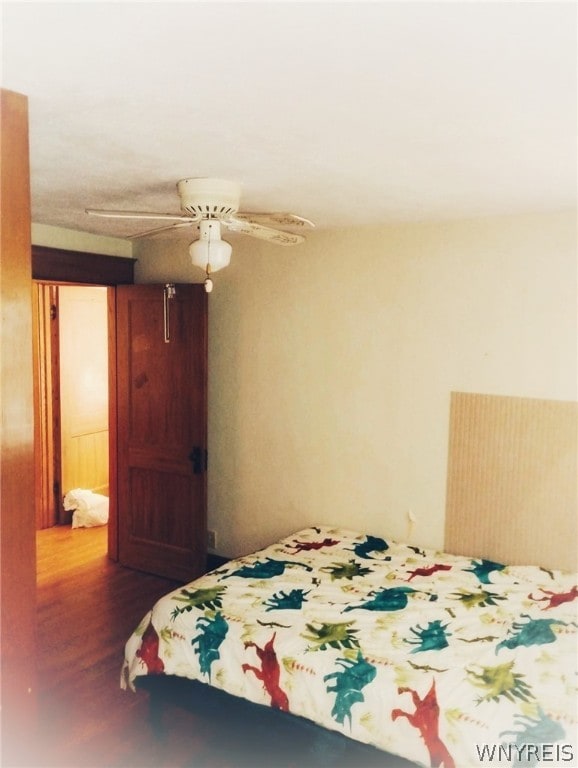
[63,488,109,528]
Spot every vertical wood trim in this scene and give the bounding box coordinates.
[107,287,119,561]
[32,284,57,529]
[33,282,45,529]
[0,88,37,759]
[50,286,65,524]
[445,392,578,572]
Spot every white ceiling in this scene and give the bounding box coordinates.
[2,1,576,242]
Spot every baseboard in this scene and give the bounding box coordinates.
[206,553,229,571]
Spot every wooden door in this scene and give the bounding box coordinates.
[1,88,37,760]
[116,284,208,582]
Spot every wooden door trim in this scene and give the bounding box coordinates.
[107,288,119,561]
[31,246,134,560]
[32,245,135,284]
[50,286,63,524]
[32,284,59,528]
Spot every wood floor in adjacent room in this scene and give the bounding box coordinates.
[24,525,415,768]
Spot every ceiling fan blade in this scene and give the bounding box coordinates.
[224,217,305,246]
[126,221,197,239]
[236,212,315,229]
[86,208,195,222]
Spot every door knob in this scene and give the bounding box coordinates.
[189,447,207,474]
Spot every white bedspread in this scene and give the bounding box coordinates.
[123,526,578,768]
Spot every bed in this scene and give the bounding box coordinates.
[122,525,578,768]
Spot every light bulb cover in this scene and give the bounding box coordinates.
[190,239,231,272]
[189,219,232,272]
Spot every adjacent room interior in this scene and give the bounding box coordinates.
[34,283,110,534]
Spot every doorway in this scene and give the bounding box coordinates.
[34,282,110,538]
[31,244,135,563]
[31,248,208,581]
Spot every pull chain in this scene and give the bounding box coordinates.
[204,264,213,293]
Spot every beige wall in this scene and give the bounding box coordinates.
[134,210,577,558]
[31,213,577,558]
[32,223,132,257]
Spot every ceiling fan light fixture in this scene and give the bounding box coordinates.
[86,177,313,256]
[189,219,232,273]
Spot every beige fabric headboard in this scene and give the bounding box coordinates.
[445,392,577,573]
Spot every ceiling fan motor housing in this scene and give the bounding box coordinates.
[177,178,241,218]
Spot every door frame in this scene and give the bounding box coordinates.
[32,282,60,529]
[32,245,134,561]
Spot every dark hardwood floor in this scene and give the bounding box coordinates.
[28,524,191,768]
[15,525,415,768]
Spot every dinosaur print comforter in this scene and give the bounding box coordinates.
[122,526,578,768]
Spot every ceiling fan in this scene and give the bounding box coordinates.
[86,178,314,291]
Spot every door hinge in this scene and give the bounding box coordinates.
[50,304,57,320]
